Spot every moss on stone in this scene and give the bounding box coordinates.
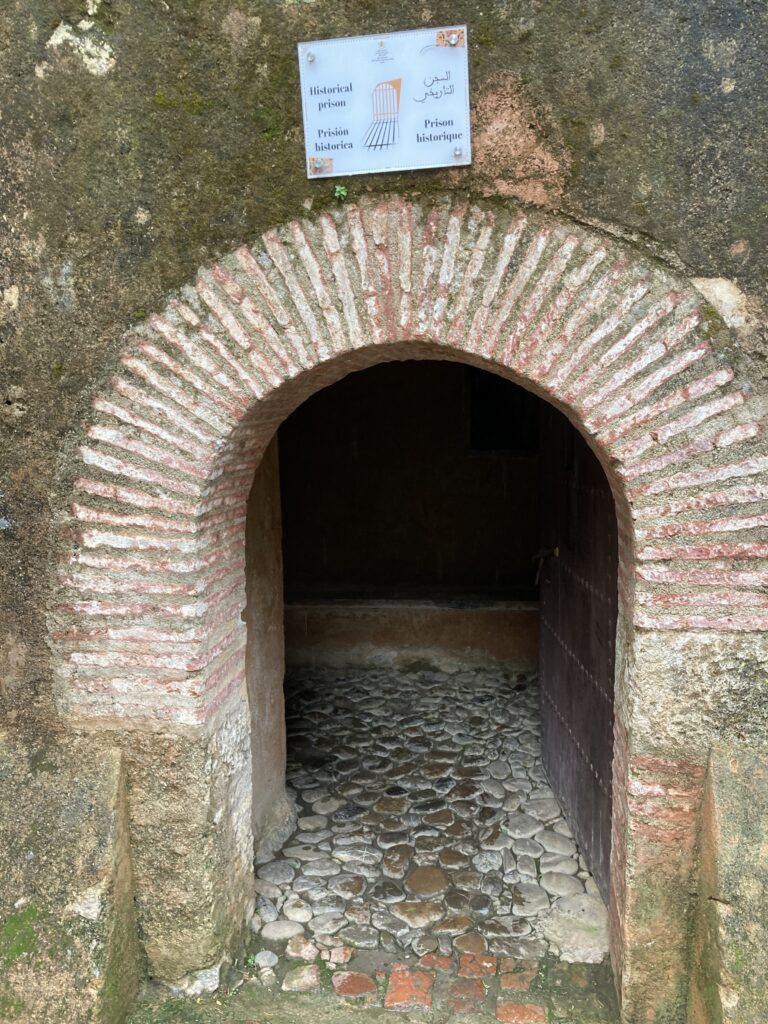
[152,90,215,115]
[698,303,724,338]
[0,990,26,1020]
[0,905,41,964]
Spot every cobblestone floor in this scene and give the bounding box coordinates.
[240,667,611,1018]
[128,668,619,1023]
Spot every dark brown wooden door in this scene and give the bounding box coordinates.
[539,403,618,902]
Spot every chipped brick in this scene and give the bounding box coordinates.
[458,953,497,978]
[446,976,486,1013]
[384,964,434,1010]
[496,1000,547,1023]
[332,971,377,1000]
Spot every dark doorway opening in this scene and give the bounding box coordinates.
[256,360,617,965]
[276,361,617,901]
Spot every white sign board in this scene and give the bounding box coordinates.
[297,26,471,179]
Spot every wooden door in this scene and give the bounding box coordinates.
[539,403,618,901]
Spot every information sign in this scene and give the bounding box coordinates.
[297,26,471,179]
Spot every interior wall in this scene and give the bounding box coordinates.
[244,438,287,837]
[283,601,539,672]
[278,361,541,601]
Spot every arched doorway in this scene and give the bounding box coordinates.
[254,357,618,973]
[50,197,766,1019]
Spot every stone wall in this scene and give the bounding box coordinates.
[0,735,140,1022]
[41,194,768,1022]
[0,4,766,1022]
[1,1,766,733]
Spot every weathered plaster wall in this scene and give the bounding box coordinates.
[690,741,768,1024]
[1,0,766,733]
[0,735,140,1022]
[283,601,540,671]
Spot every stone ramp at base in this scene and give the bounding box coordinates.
[0,732,139,1023]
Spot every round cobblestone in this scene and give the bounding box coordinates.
[256,667,605,969]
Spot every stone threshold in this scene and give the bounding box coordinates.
[130,954,619,1023]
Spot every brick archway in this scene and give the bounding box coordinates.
[50,196,767,1012]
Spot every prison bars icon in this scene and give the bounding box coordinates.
[362,79,401,150]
